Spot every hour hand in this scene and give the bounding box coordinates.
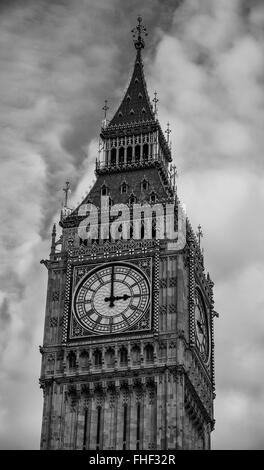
[105,294,131,303]
[115,294,131,301]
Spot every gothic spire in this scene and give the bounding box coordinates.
[108,17,155,127]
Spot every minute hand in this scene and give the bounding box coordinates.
[108,265,115,307]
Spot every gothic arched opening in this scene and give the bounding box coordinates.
[93,349,102,367]
[127,146,132,164]
[143,143,149,160]
[105,347,115,368]
[79,350,89,368]
[131,345,140,365]
[144,344,154,363]
[119,346,128,366]
[119,147,124,165]
[68,351,77,369]
[135,144,140,162]
[111,148,116,166]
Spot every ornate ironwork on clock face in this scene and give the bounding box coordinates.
[194,289,209,361]
[72,262,150,335]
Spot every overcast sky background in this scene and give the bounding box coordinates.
[0,0,264,449]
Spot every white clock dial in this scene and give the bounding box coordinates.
[73,262,150,334]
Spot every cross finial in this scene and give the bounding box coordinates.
[196,224,203,247]
[63,181,71,208]
[153,91,159,116]
[102,100,109,120]
[165,122,171,143]
[131,16,148,50]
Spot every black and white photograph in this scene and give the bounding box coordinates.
[0,0,263,451]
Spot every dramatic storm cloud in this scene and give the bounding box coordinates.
[0,0,263,449]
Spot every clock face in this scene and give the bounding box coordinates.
[194,290,209,361]
[73,262,150,335]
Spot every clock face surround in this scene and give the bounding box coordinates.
[72,262,150,335]
[194,289,210,362]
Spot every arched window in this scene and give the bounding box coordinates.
[119,147,124,165]
[96,406,101,450]
[141,222,145,239]
[93,349,102,367]
[111,148,116,166]
[150,192,156,203]
[136,402,141,449]
[119,347,128,365]
[79,350,89,368]
[141,178,148,191]
[68,351,76,369]
[131,345,140,364]
[127,146,132,164]
[105,348,115,368]
[144,344,154,363]
[123,403,128,450]
[143,143,149,160]
[135,144,140,162]
[129,194,136,205]
[101,184,108,196]
[121,182,128,194]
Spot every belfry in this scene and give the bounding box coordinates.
[39,17,216,450]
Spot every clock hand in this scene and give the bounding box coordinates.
[105,292,144,302]
[104,265,115,307]
[113,294,131,301]
[105,293,131,303]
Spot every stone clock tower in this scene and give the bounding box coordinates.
[39,18,216,450]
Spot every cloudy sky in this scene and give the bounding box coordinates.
[0,0,264,449]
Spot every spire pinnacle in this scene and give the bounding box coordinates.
[153,91,159,116]
[102,100,109,120]
[196,224,203,247]
[63,181,71,208]
[165,122,171,143]
[107,19,154,127]
[131,16,148,50]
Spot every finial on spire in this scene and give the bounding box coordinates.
[63,181,71,208]
[196,224,203,248]
[131,16,148,50]
[165,122,171,143]
[102,100,109,120]
[153,91,159,116]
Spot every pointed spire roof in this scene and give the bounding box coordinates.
[108,17,155,128]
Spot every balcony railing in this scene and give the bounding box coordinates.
[96,154,159,172]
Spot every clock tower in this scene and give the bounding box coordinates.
[39,17,216,450]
